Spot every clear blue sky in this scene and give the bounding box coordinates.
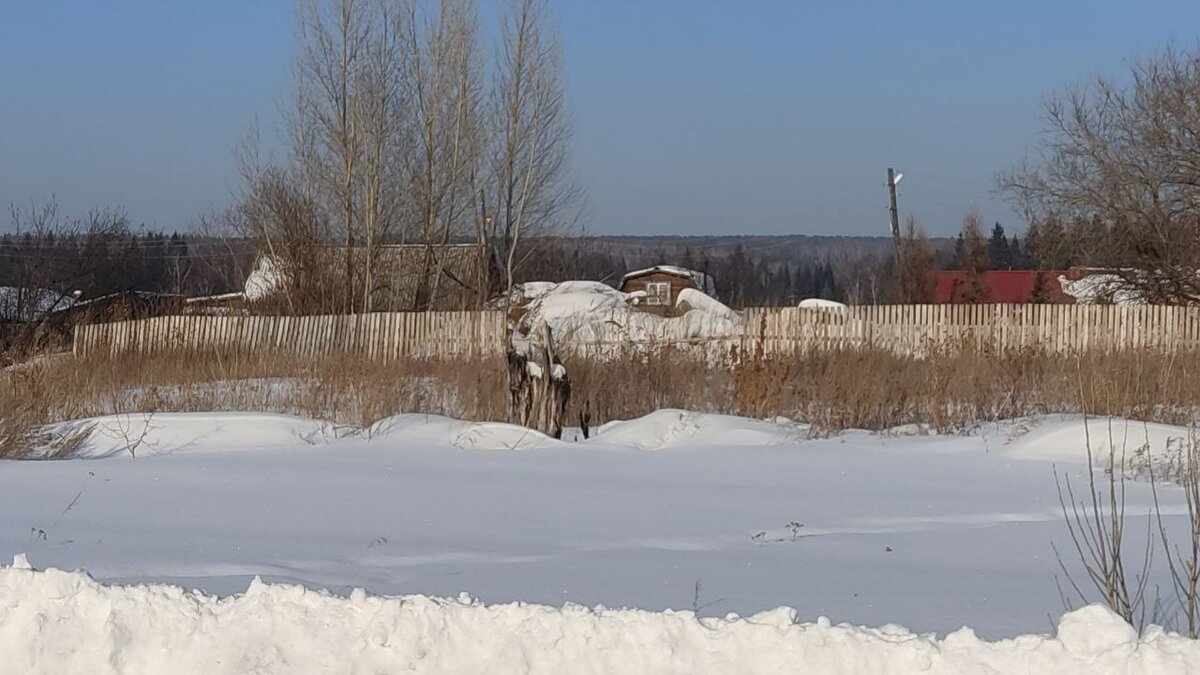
[2,1,1198,236]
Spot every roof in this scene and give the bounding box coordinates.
[932,271,1072,304]
[620,265,717,298]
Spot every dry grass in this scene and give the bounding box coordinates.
[563,347,1200,436]
[5,346,1200,458]
[0,351,506,458]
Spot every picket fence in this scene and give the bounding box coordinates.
[72,304,1200,361]
[72,311,507,360]
[745,304,1200,356]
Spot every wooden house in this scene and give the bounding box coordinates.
[619,265,717,316]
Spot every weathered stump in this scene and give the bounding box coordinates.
[506,324,570,438]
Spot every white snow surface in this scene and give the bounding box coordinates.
[2,410,1199,657]
[798,297,848,309]
[243,255,284,301]
[594,409,808,449]
[0,286,72,321]
[2,560,1197,675]
[1058,273,1145,305]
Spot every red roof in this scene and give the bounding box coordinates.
[932,271,1072,304]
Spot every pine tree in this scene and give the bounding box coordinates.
[988,222,1011,270]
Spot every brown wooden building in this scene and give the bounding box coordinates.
[619,265,717,316]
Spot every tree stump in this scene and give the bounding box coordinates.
[506,323,570,438]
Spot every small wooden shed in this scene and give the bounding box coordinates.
[619,265,717,316]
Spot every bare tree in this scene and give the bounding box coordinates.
[953,209,990,303]
[292,0,373,311]
[898,216,935,304]
[1003,45,1200,303]
[356,0,409,312]
[486,0,579,303]
[405,0,482,309]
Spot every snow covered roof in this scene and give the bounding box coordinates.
[620,265,717,299]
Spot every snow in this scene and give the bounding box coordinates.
[675,287,739,321]
[1,409,1196,647]
[518,280,741,351]
[366,414,560,451]
[1001,416,1189,463]
[244,255,284,301]
[593,409,808,449]
[29,412,337,459]
[621,265,719,299]
[798,298,848,309]
[0,286,73,321]
[1058,272,1145,305]
[2,562,1198,675]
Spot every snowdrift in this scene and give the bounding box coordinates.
[515,281,741,351]
[1,557,1196,675]
[368,414,561,451]
[34,412,336,459]
[592,409,808,449]
[999,416,1190,463]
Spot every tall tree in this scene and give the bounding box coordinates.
[486,0,578,302]
[898,216,935,303]
[406,0,482,309]
[1003,45,1200,303]
[988,222,1011,270]
[955,209,990,303]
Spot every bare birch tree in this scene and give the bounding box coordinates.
[405,0,482,309]
[486,0,578,302]
[293,0,372,311]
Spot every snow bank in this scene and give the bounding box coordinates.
[1000,416,1189,464]
[798,297,848,309]
[593,409,808,449]
[1,559,1195,675]
[243,255,284,301]
[368,413,560,450]
[518,280,741,350]
[1058,273,1145,305]
[36,412,335,459]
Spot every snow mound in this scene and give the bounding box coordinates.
[592,409,808,450]
[518,280,741,349]
[1001,416,1190,464]
[798,298,847,309]
[243,255,283,301]
[1059,273,1145,305]
[1,561,1195,675]
[368,414,559,451]
[37,412,335,459]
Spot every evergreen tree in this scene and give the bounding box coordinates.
[988,222,1011,270]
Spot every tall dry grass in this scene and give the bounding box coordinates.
[5,346,1200,458]
[563,347,1200,435]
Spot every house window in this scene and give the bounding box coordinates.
[645,281,671,306]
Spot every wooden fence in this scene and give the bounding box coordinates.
[71,305,1200,361]
[72,311,506,360]
[745,304,1200,356]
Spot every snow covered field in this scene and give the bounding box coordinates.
[2,410,1199,672]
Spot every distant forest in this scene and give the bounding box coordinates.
[3,223,1040,308]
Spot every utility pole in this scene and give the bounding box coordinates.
[887,167,903,290]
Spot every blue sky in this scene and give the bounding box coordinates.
[2,1,1198,236]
